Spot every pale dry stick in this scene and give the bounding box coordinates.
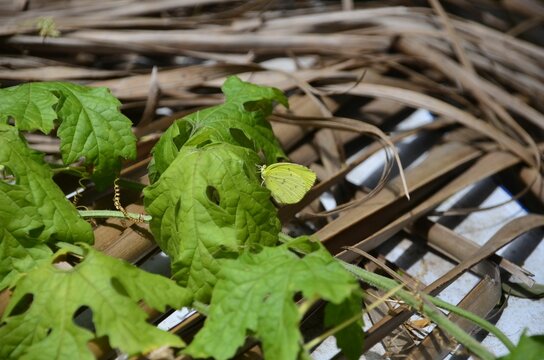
[342,0,354,11]
[275,113,410,199]
[271,113,411,217]
[426,0,542,213]
[377,60,475,110]
[463,2,544,59]
[64,30,391,54]
[138,65,160,128]
[408,218,534,286]
[427,214,544,296]
[275,117,455,221]
[507,16,544,37]
[428,0,475,74]
[397,39,542,165]
[85,0,238,19]
[267,64,380,188]
[324,82,535,166]
[249,6,421,34]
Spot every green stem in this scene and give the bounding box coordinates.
[279,234,509,356]
[429,294,515,351]
[192,301,209,316]
[341,262,499,359]
[51,165,87,176]
[78,210,151,222]
[304,313,361,351]
[298,297,319,317]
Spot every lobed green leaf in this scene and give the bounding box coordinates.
[0,84,58,133]
[144,143,280,303]
[0,82,137,188]
[0,229,52,291]
[0,124,93,245]
[185,238,362,360]
[149,76,287,182]
[0,245,191,359]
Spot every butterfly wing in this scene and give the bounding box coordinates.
[262,163,316,205]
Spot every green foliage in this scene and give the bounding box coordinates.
[0,245,192,360]
[35,17,60,38]
[499,333,544,360]
[0,77,364,360]
[324,293,364,360]
[145,76,288,303]
[0,229,52,290]
[4,77,529,360]
[0,84,58,133]
[502,281,544,299]
[185,238,363,360]
[148,76,287,183]
[0,82,136,188]
[185,236,362,360]
[0,124,93,245]
[144,143,280,303]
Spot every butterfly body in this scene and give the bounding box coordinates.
[259,163,316,205]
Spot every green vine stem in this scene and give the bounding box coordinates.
[78,210,152,222]
[305,284,403,351]
[428,291,515,351]
[341,261,505,359]
[304,313,361,351]
[51,165,88,177]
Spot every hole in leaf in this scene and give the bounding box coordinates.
[111,278,129,298]
[49,90,64,108]
[206,186,221,206]
[172,122,193,150]
[229,128,255,150]
[293,292,303,303]
[8,293,33,316]
[73,306,96,332]
[28,225,45,239]
[195,140,211,148]
[243,100,270,113]
[0,165,16,185]
[53,261,74,272]
[212,244,239,259]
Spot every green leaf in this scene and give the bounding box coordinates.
[499,332,544,360]
[0,245,192,360]
[324,292,364,360]
[0,229,52,291]
[184,239,361,360]
[222,75,289,109]
[0,82,137,188]
[149,76,287,182]
[144,143,280,303]
[44,82,136,188]
[148,119,193,183]
[502,281,544,299]
[0,84,58,133]
[0,124,93,243]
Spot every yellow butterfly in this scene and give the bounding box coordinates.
[259,162,316,205]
